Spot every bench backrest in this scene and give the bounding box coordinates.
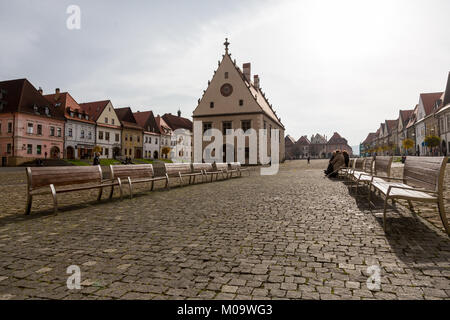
[164,163,192,177]
[348,158,355,168]
[403,156,448,192]
[363,157,374,173]
[373,156,393,178]
[192,163,213,173]
[26,166,102,191]
[228,162,241,170]
[110,164,154,180]
[354,158,365,170]
[213,162,228,172]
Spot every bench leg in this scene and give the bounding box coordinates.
[178,172,183,186]
[50,184,58,214]
[437,197,449,236]
[25,193,32,215]
[165,173,170,189]
[117,178,123,200]
[367,184,372,211]
[192,175,195,184]
[128,177,133,199]
[383,196,389,232]
[150,180,154,191]
[109,184,114,199]
[97,186,103,201]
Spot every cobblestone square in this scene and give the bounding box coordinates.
[0,160,449,300]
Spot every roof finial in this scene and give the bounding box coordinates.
[224,37,230,54]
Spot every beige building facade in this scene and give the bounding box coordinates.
[192,39,285,164]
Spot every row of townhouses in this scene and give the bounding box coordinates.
[285,132,353,160]
[0,78,193,166]
[361,72,450,157]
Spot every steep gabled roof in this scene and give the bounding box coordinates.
[327,132,348,145]
[162,113,193,131]
[385,119,398,134]
[406,105,418,129]
[285,135,296,145]
[399,109,414,126]
[44,91,95,124]
[296,135,310,145]
[115,107,142,130]
[363,132,376,144]
[155,116,173,135]
[79,100,111,121]
[420,92,443,116]
[0,78,65,120]
[133,110,159,133]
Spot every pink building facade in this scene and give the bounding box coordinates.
[0,79,65,166]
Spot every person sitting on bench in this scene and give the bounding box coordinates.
[324,150,345,178]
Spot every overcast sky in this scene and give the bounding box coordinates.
[1,0,449,146]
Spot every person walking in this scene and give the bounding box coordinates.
[93,152,100,165]
[307,156,310,165]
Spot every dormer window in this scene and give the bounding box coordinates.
[85,115,89,120]
[45,107,50,116]
[33,104,39,113]
[70,111,74,117]
[55,103,61,107]
[78,113,82,119]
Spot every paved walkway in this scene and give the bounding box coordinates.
[0,160,449,300]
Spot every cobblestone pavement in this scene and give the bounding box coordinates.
[0,160,449,300]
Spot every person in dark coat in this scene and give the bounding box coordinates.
[342,150,349,167]
[93,152,100,165]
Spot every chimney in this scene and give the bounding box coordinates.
[254,75,260,89]
[177,109,181,117]
[54,88,60,101]
[38,87,43,95]
[243,63,251,83]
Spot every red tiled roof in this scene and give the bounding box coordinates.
[296,135,310,145]
[115,107,143,131]
[0,78,65,120]
[162,113,193,131]
[420,92,443,116]
[133,111,160,134]
[327,132,348,145]
[385,119,398,133]
[79,100,111,121]
[44,92,95,124]
[399,109,414,126]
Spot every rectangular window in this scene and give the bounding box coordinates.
[125,134,128,141]
[239,100,244,106]
[88,132,92,140]
[225,72,229,79]
[7,144,11,154]
[105,117,108,124]
[7,122,12,133]
[57,128,62,137]
[203,122,212,135]
[149,137,152,144]
[105,132,110,141]
[99,131,104,140]
[241,120,251,132]
[130,135,133,142]
[37,124,42,135]
[115,133,120,142]
[137,136,140,143]
[50,127,55,136]
[222,121,232,135]
[105,148,109,157]
[27,144,32,154]
[27,123,33,134]
[155,138,158,144]
[112,119,115,125]
[37,145,42,155]
[80,130,85,139]
[68,128,73,137]
[210,102,214,108]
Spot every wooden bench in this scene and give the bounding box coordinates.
[350,157,374,192]
[110,164,169,199]
[338,158,355,178]
[25,166,118,214]
[203,162,228,181]
[227,162,245,178]
[164,163,201,187]
[354,156,393,193]
[191,163,212,183]
[367,156,448,235]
